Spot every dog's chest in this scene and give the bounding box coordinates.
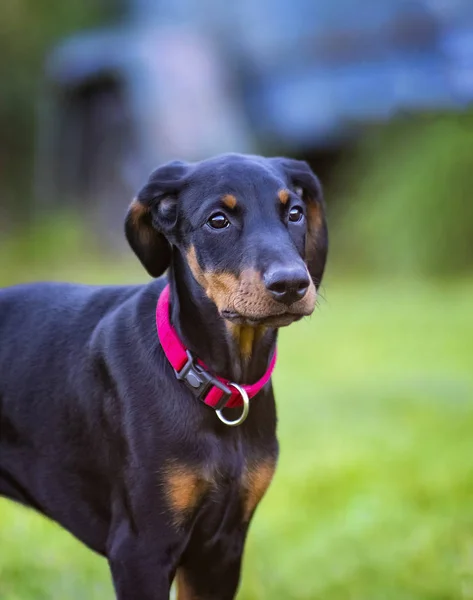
[163,432,277,528]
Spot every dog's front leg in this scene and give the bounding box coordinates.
[175,524,250,600]
[107,519,184,600]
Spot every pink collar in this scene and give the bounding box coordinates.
[156,284,277,415]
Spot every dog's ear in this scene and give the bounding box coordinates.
[125,161,190,277]
[272,157,328,287]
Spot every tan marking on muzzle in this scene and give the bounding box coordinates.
[205,272,241,311]
[233,269,316,320]
[222,193,237,209]
[232,269,279,318]
[241,459,276,521]
[186,250,316,324]
[187,246,241,309]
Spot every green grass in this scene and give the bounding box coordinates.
[1,267,473,599]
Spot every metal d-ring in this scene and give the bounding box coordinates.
[216,383,249,427]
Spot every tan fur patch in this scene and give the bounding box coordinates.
[222,194,237,209]
[307,202,323,231]
[278,189,290,205]
[205,272,240,311]
[225,320,240,340]
[186,252,316,324]
[255,326,267,343]
[240,326,255,361]
[226,323,267,361]
[186,246,241,310]
[206,268,284,321]
[234,269,316,320]
[128,198,153,243]
[163,463,210,527]
[186,246,208,288]
[176,569,197,600]
[128,198,149,222]
[306,202,323,258]
[302,276,317,308]
[233,269,276,317]
[242,460,276,521]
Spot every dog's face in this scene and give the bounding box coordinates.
[126,154,328,328]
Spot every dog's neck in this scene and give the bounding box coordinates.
[167,256,277,384]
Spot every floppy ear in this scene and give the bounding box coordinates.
[272,157,328,287]
[125,161,190,277]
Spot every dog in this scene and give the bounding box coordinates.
[0,153,328,599]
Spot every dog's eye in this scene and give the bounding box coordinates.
[207,213,230,229]
[288,206,304,223]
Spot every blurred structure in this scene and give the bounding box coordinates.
[34,0,473,243]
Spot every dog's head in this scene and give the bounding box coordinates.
[126,154,328,328]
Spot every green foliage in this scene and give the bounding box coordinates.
[331,113,473,276]
[0,213,145,287]
[1,265,472,599]
[0,212,83,273]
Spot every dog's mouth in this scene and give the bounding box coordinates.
[220,310,304,328]
[217,281,317,328]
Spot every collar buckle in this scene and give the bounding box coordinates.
[174,350,232,409]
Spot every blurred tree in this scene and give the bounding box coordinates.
[0,0,112,226]
[331,112,473,276]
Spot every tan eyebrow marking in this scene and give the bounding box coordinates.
[222,194,237,209]
[278,189,290,205]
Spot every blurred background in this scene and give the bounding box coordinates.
[1,1,473,598]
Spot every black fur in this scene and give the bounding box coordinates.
[0,153,328,599]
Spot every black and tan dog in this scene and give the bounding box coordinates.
[0,154,328,599]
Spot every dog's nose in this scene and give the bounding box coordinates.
[264,266,310,305]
